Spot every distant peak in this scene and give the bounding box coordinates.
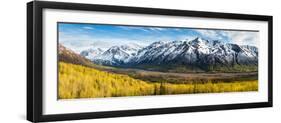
[149,41,166,47]
[189,37,209,45]
[194,37,207,42]
[154,41,166,44]
[212,40,222,46]
[172,40,182,43]
[120,43,142,49]
[108,46,120,50]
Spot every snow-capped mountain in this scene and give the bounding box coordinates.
[79,37,258,72]
[80,44,142,65]
[131,37,258,66]
[80,48,104,60]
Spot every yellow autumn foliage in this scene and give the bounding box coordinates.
[58,62,258,99]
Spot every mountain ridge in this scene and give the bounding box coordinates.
[58,44,95,67]
[78,37,258,72]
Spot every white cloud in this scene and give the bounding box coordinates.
[197,30,218,38]
[225,31,259,47]
[148,27,166,31]
[83,26,94,30]
[59,33,148,53]
[196,29,259,47]
[117,26,151,32]
[180,35,197,41]
[117,26,167,32]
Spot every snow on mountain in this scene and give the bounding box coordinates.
[80,37,258,70]
[130,37,258,67]
[80,48,104,60]
[132,40,184,64]
[80,43,143,65]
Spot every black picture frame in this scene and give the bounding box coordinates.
[27,1,273,122]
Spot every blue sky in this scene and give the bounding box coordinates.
[58,23,259,52]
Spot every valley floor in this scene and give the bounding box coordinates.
[58,62,258,99]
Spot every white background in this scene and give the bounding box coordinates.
[43,8,268,115]
[0,0,280,123]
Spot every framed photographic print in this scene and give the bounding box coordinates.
[27,1,273,122]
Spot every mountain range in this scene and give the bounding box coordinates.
[81,43,143,65]
[63,37,258,72]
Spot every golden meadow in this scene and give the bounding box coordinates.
[58,62,258,99]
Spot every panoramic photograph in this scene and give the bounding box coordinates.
[58,22,259,99]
